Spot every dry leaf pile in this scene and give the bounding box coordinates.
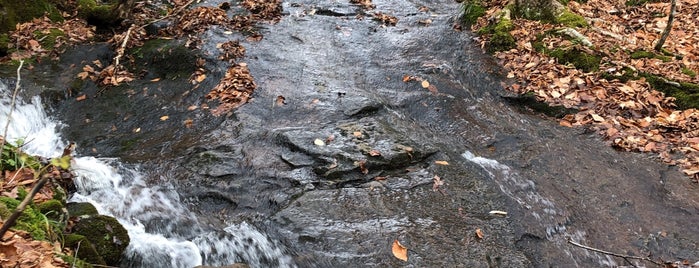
[472,0,699,181]
[7,17,95,62]
[0,230,69,268]
[207,63,257,115]
[217,41,246,63]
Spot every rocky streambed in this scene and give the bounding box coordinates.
[9,0,698,267]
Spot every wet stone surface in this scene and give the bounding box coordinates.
[23,0,699,267]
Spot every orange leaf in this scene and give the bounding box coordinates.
[435,160,449,165]
[392,240,408,261]
[76,95,87,101]
[475,228,484,239]
[421,80,430,88]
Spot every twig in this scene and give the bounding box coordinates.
[0,60,24,156]
[71,240,81,268]
[567,238,663,267]
[114,24,135,69]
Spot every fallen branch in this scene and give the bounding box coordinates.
[0,171,55,240]
[113,24,135,69]
[567,238,663,267]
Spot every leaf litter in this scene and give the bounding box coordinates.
[471,0,699,182]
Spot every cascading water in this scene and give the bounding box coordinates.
[462,151,620,267]
[0,80,295,267]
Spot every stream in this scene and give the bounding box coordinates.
[1,0,698,267]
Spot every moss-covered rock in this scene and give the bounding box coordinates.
[0,0,63,33]
[504,92,579,118]
[556,10,587,28]
[76,0,121,28]
[63,233,106,266]
[682,67,697,78]
[37,199,66,222]
[72,215,130,266]
[59,254,95,268]
[66,202,99,217]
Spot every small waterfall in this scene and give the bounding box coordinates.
[462,151,618,267]
[0,81,295,267]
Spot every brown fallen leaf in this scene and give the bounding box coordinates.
[392,240,408,261]
[475,228,484,239]
[183,119,193,128]
[76,95,87,101]
[358,160,369,174]
[160,115,169,121]
[353,131,363,138]
[369,149,381,156]
[421,80,430,88]
[435,160,449,165]
[276,95,286,106]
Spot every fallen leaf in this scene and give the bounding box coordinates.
[435,160,449,165]
[276,95,286,106]
[183,119,193,128]
[353,131,363,138]
[392,240,408,261]
[475,228,484,239]
[369,149,381,156]
[591,113,605,122]
[358,160,368,174]
[160,115,169,121]
[187,105,198,111]
[326,134,335,144]
[75,95,87,101]
[421,80,430,88]
[314,139,326,146]
[150,78,161,82]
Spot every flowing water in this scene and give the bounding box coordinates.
[0,81,295,267]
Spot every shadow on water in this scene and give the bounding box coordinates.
[2,0,697,267]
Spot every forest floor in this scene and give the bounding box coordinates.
[470,0,699,182]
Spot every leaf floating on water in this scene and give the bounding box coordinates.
[160,115,169,121]
[392,240,408,261]
[314,139,326,146]
[475,228,484,239]
[421,80,430,88]
[435,160,449,165]
[187,105,198,111]
[133,128,141,133]
[76,95,87,101]
[150,78,161,82]
[369,149,381,156]
[353,131,363,138]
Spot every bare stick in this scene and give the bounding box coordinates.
[654,0,676,52]
[0,60,24,154]
[140,0,197,29]
[114,24,135,69]
[567,238,663,267]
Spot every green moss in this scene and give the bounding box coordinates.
[461,0,486,25]
[0,197,48,240]
[76,0,121,27]
[63,234,106,265]
[556,10,588,28]
[479,17,516,53]
[37,199,65,221]
[66,202,99,217]
[548,47,601,72]
[129,39,198,79]
[72,215,130,266]
[0,33,9,56]
[681,67,697,78]
[630,50,672,62]
[0,0,63,33]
